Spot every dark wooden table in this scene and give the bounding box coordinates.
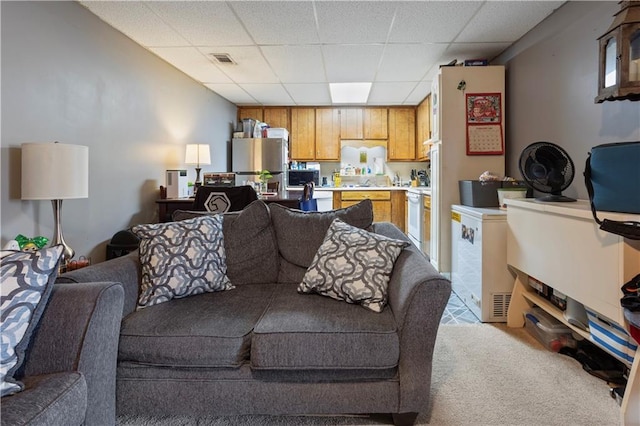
[156,191,302,222]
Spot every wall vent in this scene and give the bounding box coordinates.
[492,293,511,319]
[210,53,236,64]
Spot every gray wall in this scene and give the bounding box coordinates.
[495,1,640,200]
[1,1,237,262]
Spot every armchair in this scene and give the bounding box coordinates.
[1,282,124,426]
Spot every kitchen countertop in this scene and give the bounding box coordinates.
[313,186,413,191]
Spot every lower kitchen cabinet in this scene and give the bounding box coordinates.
[332,190,405,232]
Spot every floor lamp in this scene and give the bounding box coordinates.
[185,144,211,190]
[21,142,89,267]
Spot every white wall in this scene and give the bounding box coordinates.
[1,1,237,262]
[495,1,640,200]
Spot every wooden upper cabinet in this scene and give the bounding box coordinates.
[290,108,316,160]
[340,108,364,139]
[387,107,416,160]
[315,108,340,160]
[363,108,388,139]
[263,107,290,131]
[416,96,431,159]
[237,107,263,123]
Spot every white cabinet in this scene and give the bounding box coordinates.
[505,198,640,425]
[451,205,512,322]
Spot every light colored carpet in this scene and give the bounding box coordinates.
[117,324,621,426]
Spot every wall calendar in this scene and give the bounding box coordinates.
[465,93,503,155]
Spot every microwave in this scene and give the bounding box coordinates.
[288,170,319,187]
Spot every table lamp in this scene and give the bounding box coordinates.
[185,144,211,188]
[21,142,89,266]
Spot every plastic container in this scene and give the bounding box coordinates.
[459,180,502,207]
[497,187,527,209]
[524,307,576,352]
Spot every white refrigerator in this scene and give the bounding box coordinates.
[450,205,512,322]
[430,65,506,275]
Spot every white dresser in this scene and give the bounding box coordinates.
[505,198,640,425]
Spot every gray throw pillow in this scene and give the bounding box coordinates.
[269,199,374,269]
[0,246,63,396]
[298,218,408,313]
[132,215,233,309]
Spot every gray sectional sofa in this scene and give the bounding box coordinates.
[58,199,451,425]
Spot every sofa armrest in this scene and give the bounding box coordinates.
[373,222,452,413]
[57,251,141,317]
[22,282,124,426]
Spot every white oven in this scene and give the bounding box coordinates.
[406,189,424,250]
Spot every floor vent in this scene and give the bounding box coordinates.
[210,53,236,64]
[492,292,511,319]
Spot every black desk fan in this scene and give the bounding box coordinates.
[518,141,577,202]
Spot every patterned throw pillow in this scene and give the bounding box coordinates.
[132,215,233,309]
[1,245,63,396]
[298,218,408,312]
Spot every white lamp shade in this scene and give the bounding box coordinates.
[185,144,211,166]
[21,142,89,200]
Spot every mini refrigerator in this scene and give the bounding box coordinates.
[451,205,512,322]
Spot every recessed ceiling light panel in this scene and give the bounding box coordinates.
[329,82,372,104]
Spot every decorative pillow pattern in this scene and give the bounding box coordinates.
[1,246,63,396]
[298,218,408,313]
[132,215,233,309]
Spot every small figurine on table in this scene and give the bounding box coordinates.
[14,234,49,252]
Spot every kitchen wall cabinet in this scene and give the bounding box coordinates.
[387,108,416,160]
[290,108,316,160]
[263,107,289,130]
[340,108,364,139]
[363,108,388,139]
[237,107,263,123]
[315,108,340,160]
[416,96,431,160]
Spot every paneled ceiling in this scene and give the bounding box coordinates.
[80,1,564,106]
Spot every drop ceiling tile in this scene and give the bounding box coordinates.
[146,2,253,46]
[229,2,319,45]
[150,47,232,84]
[389,2,482,43]
[239,84,294,105]
[405,81,433,105]
[377,44,449,82]
[368,82,419,105]
[261,45,326,84]
[80,1,188,46]
[205,84,257,104]
[457,1,564,43]
[284,84,332,106]
[196,46,278,84]
[322,45,384,82]
[315,2,397,44]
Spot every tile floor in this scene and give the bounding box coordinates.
[440,291,481,324]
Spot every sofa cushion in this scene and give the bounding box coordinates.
[251,284,399,370]
[0,246,63,397]
[119,284,278,368]
[131,215,233,309]
[299,218,409,313]
[172,201,279,285]
[222,200,279,285]
[269,199,374,271]
[0,372,87,426]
